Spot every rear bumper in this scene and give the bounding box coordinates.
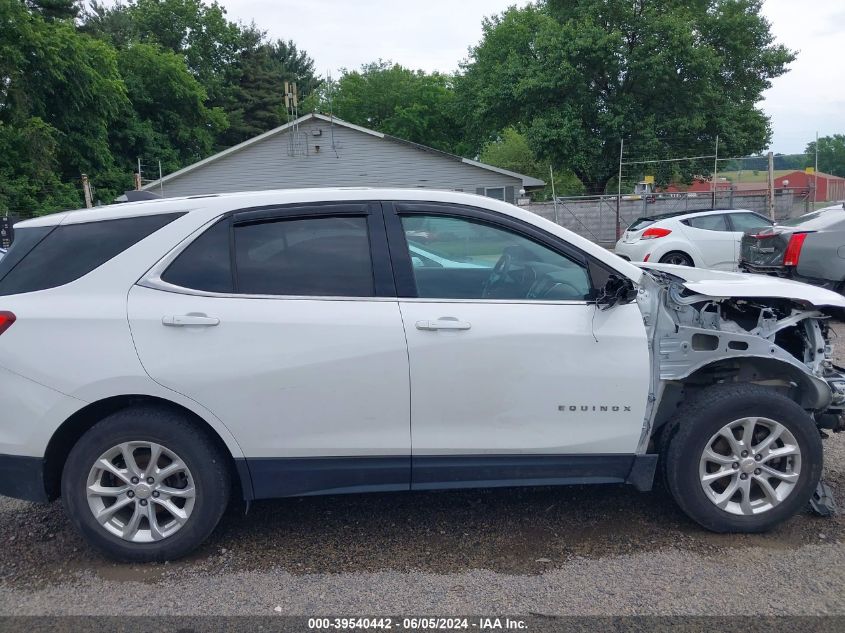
[740,262,790,276]
[613,240,651,262]
[740,262,839,290]
[0,454,47,502]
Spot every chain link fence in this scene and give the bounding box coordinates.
[529,188,818,247]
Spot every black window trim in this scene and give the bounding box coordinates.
[143,201,396,300]
[382,200,608,302]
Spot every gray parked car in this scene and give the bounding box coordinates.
[740,203,845,291]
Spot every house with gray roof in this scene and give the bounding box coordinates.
[141,113,544,204]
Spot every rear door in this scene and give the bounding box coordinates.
[127,202,412,498]
[678,213,736,270]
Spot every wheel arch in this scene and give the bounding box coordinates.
[656,248,697,267]
[652,356,830,439]
[43,395,253,502]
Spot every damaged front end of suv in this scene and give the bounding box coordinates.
[632,264,845,452]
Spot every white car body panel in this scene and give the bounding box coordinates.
[399,300,650,454]
[638,262,845,308]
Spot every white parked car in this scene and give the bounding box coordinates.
[615,209,773,270]
[0,189,843,561]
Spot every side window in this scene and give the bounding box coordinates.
[401,214,591,300]
[161,219,233,293]
[685,214,729,231]
[233,216,374,297]
[729,213,773,232]
[0,213,182,296]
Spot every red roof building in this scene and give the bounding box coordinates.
[663,178,732,193]
[774,171,845,202]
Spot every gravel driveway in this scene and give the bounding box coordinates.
[2,327,845,616]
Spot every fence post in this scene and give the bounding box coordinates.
[767,151,775,220]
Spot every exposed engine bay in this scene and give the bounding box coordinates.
[627,267,845,451]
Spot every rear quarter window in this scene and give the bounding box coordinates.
[0,213,182,296]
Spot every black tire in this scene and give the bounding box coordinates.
[62,405,231,562]
[658,251,694,267]
[664,383,822,533]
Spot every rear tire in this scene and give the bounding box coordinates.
[659,251,694,267]
[664,384,822,533]
[61,405,230,561]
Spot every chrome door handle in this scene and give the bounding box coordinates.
[162,314,220,327]
[415,318,472,331]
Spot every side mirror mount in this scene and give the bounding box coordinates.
[596,274,637,311]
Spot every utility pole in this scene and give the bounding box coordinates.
[550,164,559,224]
[712,135,719,209]
[158,160,164,198]
[81,174,93,209]
[767,151,775,221]
[616,138,624,239]
[134,171,142,191]
[814,131,819,209]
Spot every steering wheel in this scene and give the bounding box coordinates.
[482,252,513,298]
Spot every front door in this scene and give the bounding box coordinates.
[128,203,411,498]
[383,202,651,489]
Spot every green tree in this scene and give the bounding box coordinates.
[807,135,845,178]
[25,0,80,21]
[114,43,226,170]
[126,0,245,107]
[458,0,794,193]
[479,127,583,199]
[1,0,127,213]
[81,1,321,149]
[327,61,462,154]
[218,38,321,146]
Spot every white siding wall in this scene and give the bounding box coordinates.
[157,120,521,201]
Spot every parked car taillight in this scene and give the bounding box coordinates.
[0,311,15,336]
[783,233,809,267]
[641,227,671,240]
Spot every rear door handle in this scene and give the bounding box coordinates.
[162,314,220,327]
[415,318,472,331]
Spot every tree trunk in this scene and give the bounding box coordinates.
[573,168,612,196]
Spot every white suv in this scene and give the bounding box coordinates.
[615,209,774,270]
[1,189,844,561]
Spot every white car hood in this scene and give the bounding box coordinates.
[637,262,845,308]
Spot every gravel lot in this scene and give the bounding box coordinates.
[2,326,845,616]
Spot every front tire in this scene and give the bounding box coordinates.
[62,406,230,561]
[664,384,822,533]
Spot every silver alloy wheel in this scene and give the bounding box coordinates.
[699,417,801,516]
[86,441,196,543]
